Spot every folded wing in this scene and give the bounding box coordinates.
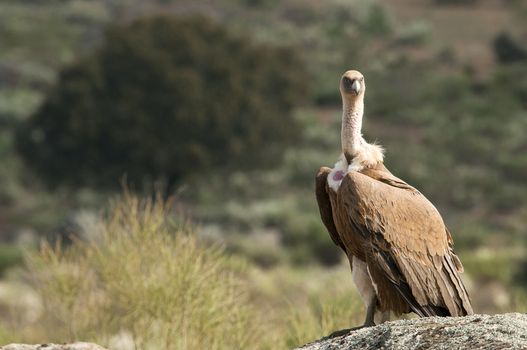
[337,168,473,316]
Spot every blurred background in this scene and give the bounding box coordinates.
[0,0,526,348]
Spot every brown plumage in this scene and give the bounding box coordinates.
[316,70,473,331]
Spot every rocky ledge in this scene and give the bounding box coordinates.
[296,313,527,350]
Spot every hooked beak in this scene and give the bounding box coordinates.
[351,80,361,94]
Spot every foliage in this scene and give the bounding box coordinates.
[280,209,343,266]
[4,194,365,349]
[15,15,308,189]
[284,281,362,347]
[394,21,432,47]
[22,194,259,349]
[493,32,527,64]
[363,3,392,36]
[0,245,23,277]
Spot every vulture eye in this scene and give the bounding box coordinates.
[342,77,355,91]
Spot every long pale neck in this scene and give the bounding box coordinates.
[341,97,364,162]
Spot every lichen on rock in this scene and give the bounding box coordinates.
[296,313,527,350]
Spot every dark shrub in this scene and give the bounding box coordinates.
[494,32,527,65]
[16,15,308,188]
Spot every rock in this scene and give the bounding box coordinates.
[296,313,527,350]
[0,343,107,350]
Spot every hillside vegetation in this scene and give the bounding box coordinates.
[16,15,307,188]
[0,0,525,347]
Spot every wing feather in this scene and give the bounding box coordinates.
[316,167,346,252]
[338,168,473,316]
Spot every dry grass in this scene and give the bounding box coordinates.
[21,193,259,349]
[243,263,363,348]
[0,193,371,349]
[283,280,363,347]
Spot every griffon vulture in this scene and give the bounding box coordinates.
[316,70,473,333]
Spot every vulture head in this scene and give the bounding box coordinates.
[340,70,365,101]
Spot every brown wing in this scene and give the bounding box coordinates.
[338,167,473,317]
[316,167,346,253]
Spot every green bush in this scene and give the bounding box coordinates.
[23,193,259,349]
[282,214,342,267]
[0,245,23,276]
[363,3,392,36]
[16,15,308,189]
